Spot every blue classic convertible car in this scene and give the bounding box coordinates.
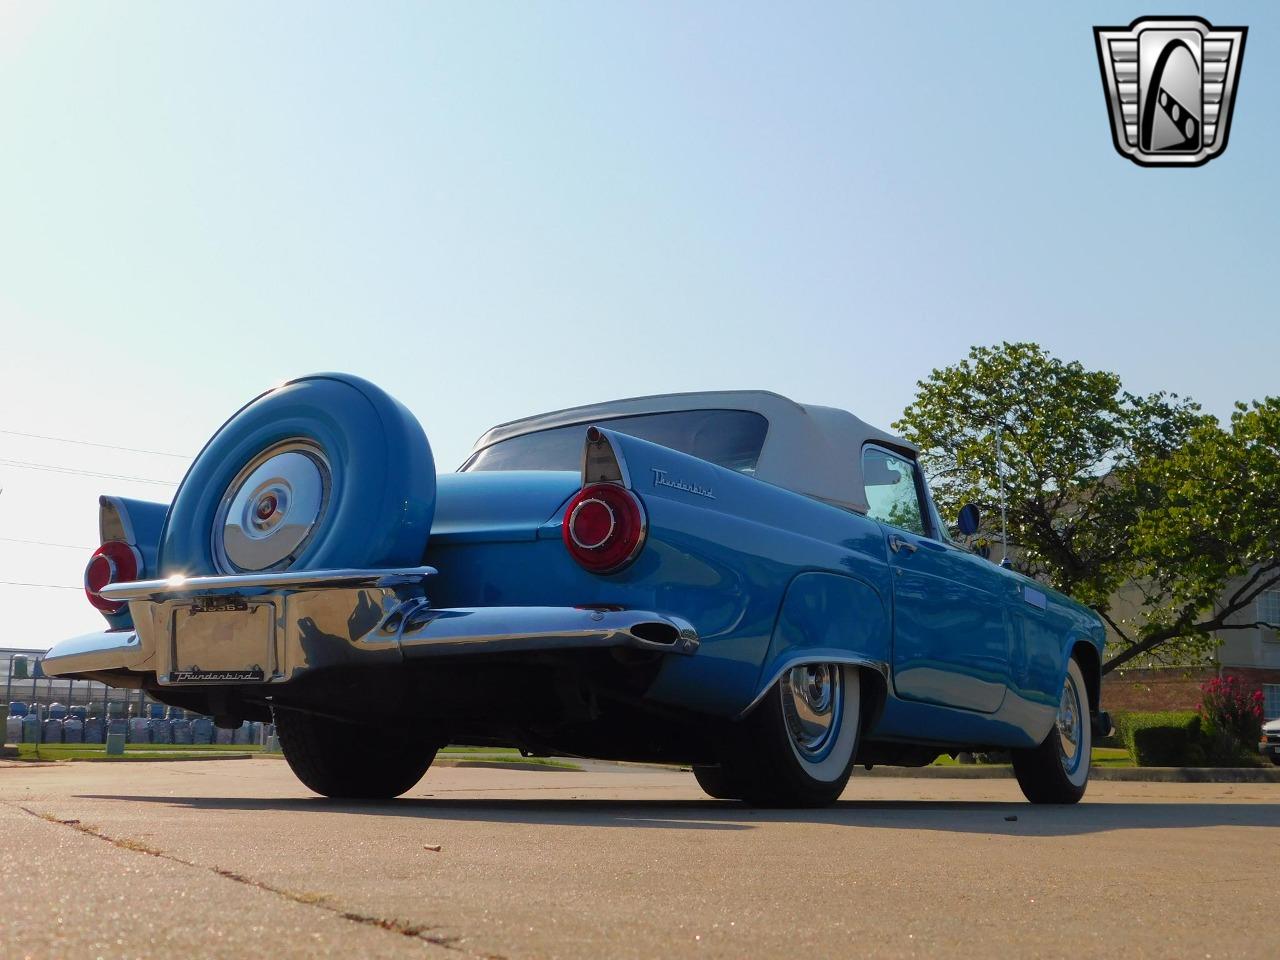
[46,374,1109,806]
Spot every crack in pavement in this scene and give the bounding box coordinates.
[8,801,506,959]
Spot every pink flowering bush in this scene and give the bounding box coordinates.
[1199,675,1264,759]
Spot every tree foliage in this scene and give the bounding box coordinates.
[894,343,1280,672]
[1118,398,1280,669]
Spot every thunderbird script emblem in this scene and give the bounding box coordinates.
[1094,17,1246,167]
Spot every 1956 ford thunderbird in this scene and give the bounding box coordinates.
[45,374,1109,806]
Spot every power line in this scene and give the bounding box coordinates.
[0,458,179,487]
[0,536,94,551]
[0,428,190,459]
[0,580,80,590]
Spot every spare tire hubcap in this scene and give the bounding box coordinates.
[215,441,330,572]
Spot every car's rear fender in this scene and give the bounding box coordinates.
[95,495,169,630]
[744,571,892,718]
[428,471,582,545]
[588,430,892,716]
[425,443,800,710]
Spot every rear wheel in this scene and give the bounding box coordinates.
[1012,658,1092,804]
[691,764,748,800]
[700,663,861,807]
[276,711,437,800]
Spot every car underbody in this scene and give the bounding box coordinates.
[97,650,957,771]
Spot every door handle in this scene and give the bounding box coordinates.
[888,534,918,555]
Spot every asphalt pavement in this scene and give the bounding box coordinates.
[1,757,1276,959]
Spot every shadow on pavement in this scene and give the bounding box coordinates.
[77,795,1280,835]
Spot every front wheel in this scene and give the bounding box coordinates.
[276,711,437,800]
[1012,658,1092,804]
[701,663,861,807]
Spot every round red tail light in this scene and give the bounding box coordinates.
[562,483,646,574]
[84,540,141,614]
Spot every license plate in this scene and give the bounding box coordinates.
[169,600,274,683]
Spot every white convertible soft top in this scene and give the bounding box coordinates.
[469,390,916,514]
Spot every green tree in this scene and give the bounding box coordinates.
[1118,399,1280,671]
[893,343,1280,672]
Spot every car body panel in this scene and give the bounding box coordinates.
[44,387,1109,763]
[754,571,892,706]
[429,471,579,544]
[883,526,1011,714]
[96,496,168,631]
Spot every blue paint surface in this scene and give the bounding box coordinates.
[85,398,1106,754]
[429,427,1104,749]
[99,497,168,631]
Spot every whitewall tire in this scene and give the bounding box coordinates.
[1012,657,1092,804]
[696,663,861,808]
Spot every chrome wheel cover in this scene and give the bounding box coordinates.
[1057,672,1084,776]
[781,663,843,762]
[214,440,330,572]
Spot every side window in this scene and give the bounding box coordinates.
[862,446,926,535]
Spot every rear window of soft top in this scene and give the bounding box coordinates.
[462,409,768,474]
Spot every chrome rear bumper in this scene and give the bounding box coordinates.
[42,566,698,685]
[42,629,147,679]
[98,566,439,601]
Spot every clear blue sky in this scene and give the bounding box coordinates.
[1,2,1276,650]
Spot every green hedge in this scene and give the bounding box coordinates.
[1117,711,1202,766]
[1099,710,1264,767]
[1098,711,1132,749]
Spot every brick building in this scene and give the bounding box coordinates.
[1214,581,1280,720]
[1100,581,1280,718]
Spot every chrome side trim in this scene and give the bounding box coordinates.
[738,654,890,719]
[397,606,699,658]
[99,566,437,601]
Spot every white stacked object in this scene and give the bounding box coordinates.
[149,718,173,744]
[62,716,84,743]
[83,717,104,744]
[127,717,150,743]
[192,717,214,744]
[41,717,63,743]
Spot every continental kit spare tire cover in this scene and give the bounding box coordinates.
[158,373,435,577]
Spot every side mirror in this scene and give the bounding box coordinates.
[956,503,981,536]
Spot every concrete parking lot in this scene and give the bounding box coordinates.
[1,757,1276,960]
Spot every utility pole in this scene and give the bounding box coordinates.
[996,425,1012,570]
